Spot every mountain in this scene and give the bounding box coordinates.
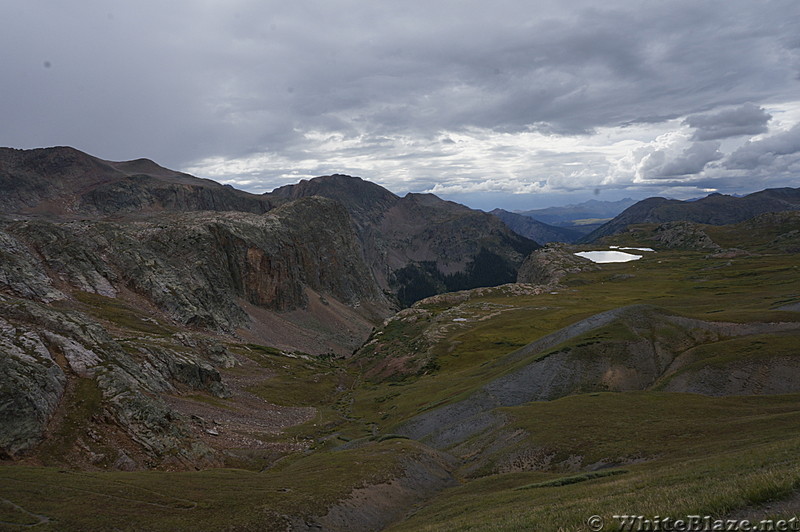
[581,188,800,242]
[490,208,584,244]
[0,148,537,307]
[0,146,276,217]
[272,175,539,306]
[517,197,637,226]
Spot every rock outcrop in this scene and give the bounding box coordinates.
[1,148,539,307]
[646,221,721,250]
[0,316,66,457]
[2,196,389,335]
[0,150,400,464]
[516,243,599,285]
[0,296,225,463]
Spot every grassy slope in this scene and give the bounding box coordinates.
[352,248,800,431]
[0,439,423,531]
[2,217,799,530]
[362,225,800,529]
[389,393,800,531]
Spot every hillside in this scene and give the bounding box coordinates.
[0,146,276,217]
[0,146,535,469]
[582,187,800,242]
[2,200,796,529]
[489,208,583,243]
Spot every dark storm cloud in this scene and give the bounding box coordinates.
[684,104,773,141]
[1,0,800,203]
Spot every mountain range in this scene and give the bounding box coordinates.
[582,188,800,242]
[0,147,537,309]
[2,146,800,530]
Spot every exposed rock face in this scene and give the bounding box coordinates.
[0,297,226,462]
[516,243,599,285]
[0,155,395,464]
[647,221,721,250]
[271,175,539,304]
[2,148,539,307]
[2,196,388,334]
[0,146,529,466]
[0,229,66,302]
[0,316,66,457]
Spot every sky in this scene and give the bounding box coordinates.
[2,1,800,210]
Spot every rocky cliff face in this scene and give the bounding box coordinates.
[1,195,388,340]
[273,176,539,304]
[0,149,397,464]
[2,149,539,306]
[0,195,388,464]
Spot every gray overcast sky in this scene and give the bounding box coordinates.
[2,0,800,209]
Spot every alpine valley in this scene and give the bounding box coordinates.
[2,146,800,531]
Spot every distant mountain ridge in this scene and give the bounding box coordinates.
[490,208,584,244]
[517,197,637,226]
[582,188,800,242]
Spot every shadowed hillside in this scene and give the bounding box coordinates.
[490,208,583,243]
[582,188,800,242]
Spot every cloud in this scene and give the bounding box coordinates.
[724,123,800,170]
[1,0,800,207]
[611,131,723,182]
[684,104,772,140]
